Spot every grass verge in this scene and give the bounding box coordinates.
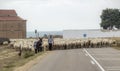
[0,47,45,71]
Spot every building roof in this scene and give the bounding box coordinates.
[0,10,25,21]
[0,16,24,21]
[0,10,17,16]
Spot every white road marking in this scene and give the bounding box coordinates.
[83,48,105,71]
[91,60,95,65]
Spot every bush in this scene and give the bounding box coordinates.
[23,51,35,58]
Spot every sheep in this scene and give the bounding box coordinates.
[8,38,116,52]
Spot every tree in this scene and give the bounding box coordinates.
[100,8,120,30]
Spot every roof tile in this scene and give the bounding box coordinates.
[0,10,17,16]
[0,16,24,20]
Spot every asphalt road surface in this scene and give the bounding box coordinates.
[29,48,120,71]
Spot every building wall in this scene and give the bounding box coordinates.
[0,20,26,38]
[63,30,120,39]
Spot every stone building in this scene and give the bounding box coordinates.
[0,10,26,38]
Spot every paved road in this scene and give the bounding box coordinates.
[87,48,120,71]
[29,48,120,71]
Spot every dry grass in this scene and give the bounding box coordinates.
[0,46,18,71]
[0,45,45,71]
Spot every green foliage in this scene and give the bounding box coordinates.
[100,8,120,29]
[23,51,35,58]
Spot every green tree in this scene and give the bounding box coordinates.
[100,8,120,30]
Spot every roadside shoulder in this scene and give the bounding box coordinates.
[14,51,50,71]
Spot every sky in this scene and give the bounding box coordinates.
[0,0,120,32]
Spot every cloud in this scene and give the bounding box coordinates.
[0,0,120,31]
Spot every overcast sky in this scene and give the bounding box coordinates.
[0,0,120,32]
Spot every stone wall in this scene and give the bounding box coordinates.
[0,20,26,38]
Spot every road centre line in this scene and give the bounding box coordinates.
[91,60,95,65]
[83,48,105,71]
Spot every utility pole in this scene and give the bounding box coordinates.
[35,29,37,38]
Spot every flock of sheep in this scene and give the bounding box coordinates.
[52,38,116,50]
[9,38,116,51]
